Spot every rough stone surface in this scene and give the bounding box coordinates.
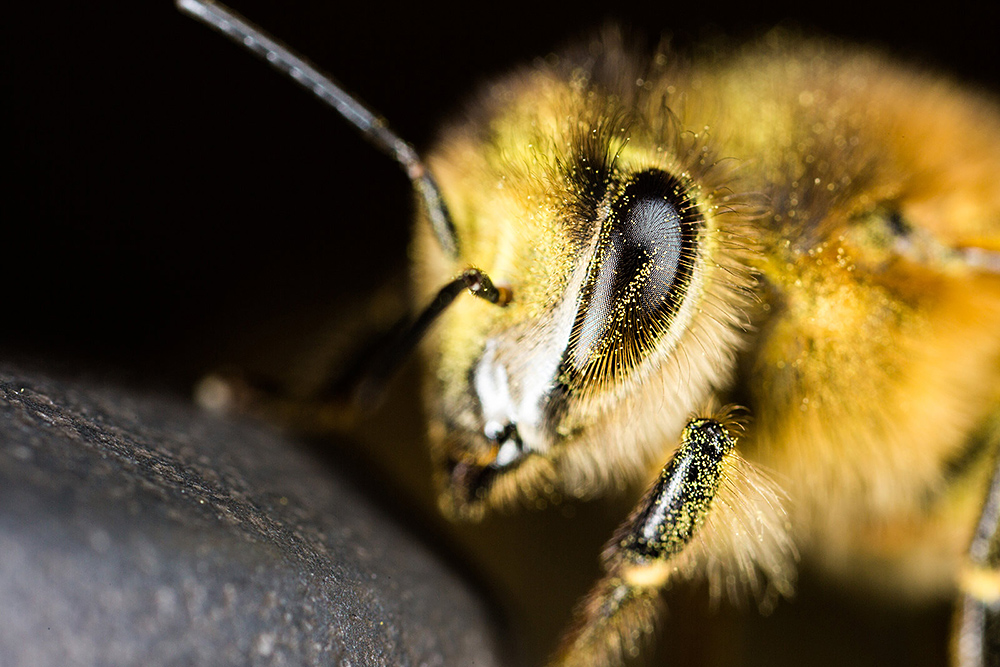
[0,361,505,667]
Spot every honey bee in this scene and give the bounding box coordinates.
[179,2,1000,665]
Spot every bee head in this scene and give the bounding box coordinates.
[412,42,759,520]
[172,2,756,521]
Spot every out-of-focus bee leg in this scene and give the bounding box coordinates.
[953,450,1000,666]
[196,268,510,433]
[193,277,413,432]
[550,418,738,667]
[195,370,362,433]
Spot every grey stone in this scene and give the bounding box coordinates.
[0,361,505,667]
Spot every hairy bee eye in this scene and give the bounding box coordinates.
[567,169,700,384]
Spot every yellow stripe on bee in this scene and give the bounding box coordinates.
[959,565,1000,603]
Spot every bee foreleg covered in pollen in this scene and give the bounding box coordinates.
[551,415,796,667]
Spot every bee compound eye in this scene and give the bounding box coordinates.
[568,169,700,380]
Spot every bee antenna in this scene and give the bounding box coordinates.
[176,0,459,257]
[352,269,511,410]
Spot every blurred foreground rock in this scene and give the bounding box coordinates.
[0,361,504,666]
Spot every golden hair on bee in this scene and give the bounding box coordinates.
[178,4,1000,665]
[417,31,771,516]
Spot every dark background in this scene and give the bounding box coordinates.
[6,1,1000,388]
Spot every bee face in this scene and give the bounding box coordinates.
[414,44,761,518]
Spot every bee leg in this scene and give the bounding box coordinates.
[192,313,404,433]
[196,268,507,431]
[953,451,1000,666]
[549,418,739,667]
[195,369,366,433]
